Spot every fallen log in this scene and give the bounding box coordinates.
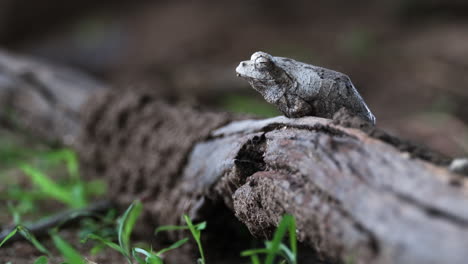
[0,49,106,144]
[1,49,468,264]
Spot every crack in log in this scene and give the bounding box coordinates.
[367,129,452,166]
[18,71,59,108]
[234,134,267,181]
[262,123,355,140]
[345,155,468,227]
[389,189,468,227]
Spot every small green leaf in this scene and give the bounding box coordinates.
[33,256,48,264]
[195,222,206,231]
[133,248,163,264]
[51,232,86,264]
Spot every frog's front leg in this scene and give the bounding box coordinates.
[278,94,314,118]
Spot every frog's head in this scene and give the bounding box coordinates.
[236,51,294,104]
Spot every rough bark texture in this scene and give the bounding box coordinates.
[2,50,468,264]
[78,87,240,223]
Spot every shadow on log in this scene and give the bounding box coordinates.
[1,49,467,264]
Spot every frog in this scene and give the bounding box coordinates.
[236,51,376,125]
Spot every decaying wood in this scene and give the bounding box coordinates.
[1,50,468,264]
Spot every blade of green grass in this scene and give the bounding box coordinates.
[18,226,50,256]
[241,248,270,256]
[155,225,190,234]
[118,200,143,256]
[0,227,18,247]
[156,238,189,255]
[51,231,86,264]
[278,243,295,264]
[0,226,50,256]
[250,255,261,264]
[83,234,126,255]
[287,215,297,264]
[265,215,294,264]
[154,222,206,235]
[241,215,298,264]
[183,214,205,264]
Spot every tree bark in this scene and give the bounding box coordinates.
[1,49,467,264]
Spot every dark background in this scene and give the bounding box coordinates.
[1,0,467,156]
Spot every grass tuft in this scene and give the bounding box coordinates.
[85,201,190,264]
[241,214,297,264]
[1,141,300,264]
[0,225,50,256]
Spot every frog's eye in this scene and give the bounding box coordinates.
[254,56,274,70]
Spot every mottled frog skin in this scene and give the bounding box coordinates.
[236,51,376,124]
